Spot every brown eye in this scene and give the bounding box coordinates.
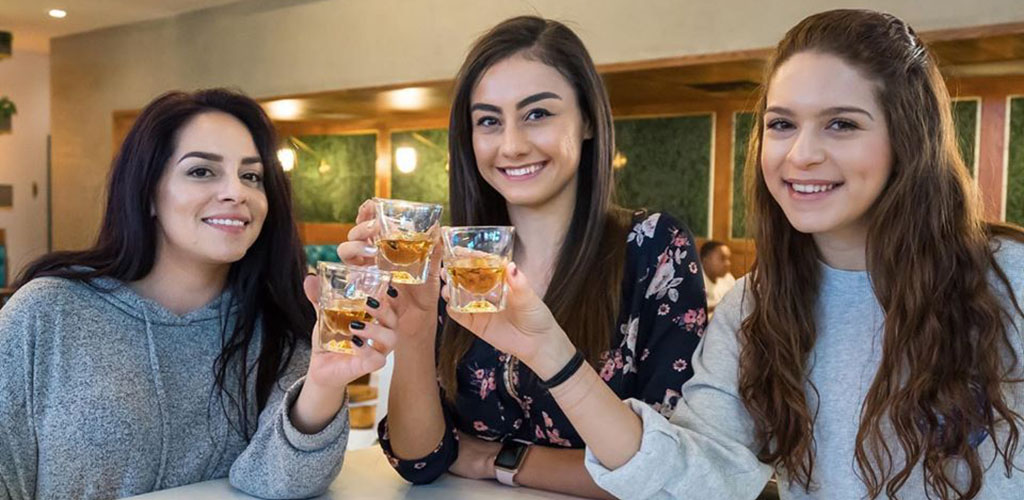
[188,167,214,178]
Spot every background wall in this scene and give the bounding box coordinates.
[48,0,1024,252]
[290,133,376,222]
[0,46,50,285]
[390,129,450,224]
[1009,97,1024,225]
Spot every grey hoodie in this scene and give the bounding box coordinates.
[0,276,349,500]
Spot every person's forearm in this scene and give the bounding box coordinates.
[548,363,644,470]
[386,323,447,459]
[527,333,644,471]
[290,379,347,434]
[515,447,616,499]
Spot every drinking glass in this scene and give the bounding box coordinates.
[441,226,515,313]
[373,198,443,284]
[318,262,391,354]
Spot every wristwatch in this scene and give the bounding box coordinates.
[494,439,531,486]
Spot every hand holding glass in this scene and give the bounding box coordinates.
[317,262,391,354]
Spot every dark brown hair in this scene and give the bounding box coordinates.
[440,16,629,397]
[17,89,315,438]
[739,9,1024,498]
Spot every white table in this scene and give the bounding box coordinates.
[127,445,584,499]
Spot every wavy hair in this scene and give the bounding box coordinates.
[738,9,1024,498]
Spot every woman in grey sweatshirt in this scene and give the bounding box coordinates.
[439,9,1024,500]
[0,89,399,500]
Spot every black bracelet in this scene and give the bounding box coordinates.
[539,349,586,389]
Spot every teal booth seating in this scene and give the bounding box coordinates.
[305,244,342,270]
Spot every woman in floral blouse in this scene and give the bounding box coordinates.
[338,16,706,498]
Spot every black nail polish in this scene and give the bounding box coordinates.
[350,320,366,330]
[387,286,399,298]
[366,297,380,309]
[351,335,365,347]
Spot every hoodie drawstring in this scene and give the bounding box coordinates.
[141,304,170,489]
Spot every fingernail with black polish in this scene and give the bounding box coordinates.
[351,335,365,347]
[366,297,380,309]
[350,320,366,330]
[387,286,399,298]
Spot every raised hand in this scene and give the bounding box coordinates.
[301,274,399,389]
[336,199,442,342]
[443,262,577,380]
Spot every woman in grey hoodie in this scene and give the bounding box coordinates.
[0,89,399,500]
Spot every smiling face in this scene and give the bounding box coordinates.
[152,111,268,271]
[469,54,590,210]
[760,51,893,246]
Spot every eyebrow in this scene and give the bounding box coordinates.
[765,105,875,121]
[469,91,563,113]
[177,151,262,165]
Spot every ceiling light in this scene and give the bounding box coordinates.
[395,147,417,174]
[383,87,430,111]
[264,99,303,120]
[48,9,67,19]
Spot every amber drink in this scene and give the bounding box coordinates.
[317,262,391,354]
[374,199,443,284]
[442,227,515,313]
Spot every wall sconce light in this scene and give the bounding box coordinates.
[612,150,628,170]
[396,146,417,174]
[277,147,296,172]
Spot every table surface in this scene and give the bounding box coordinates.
[127,445,584,499]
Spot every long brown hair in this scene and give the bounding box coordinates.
[739,9,1024,498]
[439,16,629,398]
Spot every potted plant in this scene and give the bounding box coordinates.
[0,97,16,134]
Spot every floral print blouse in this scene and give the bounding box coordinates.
[377,212,708,484]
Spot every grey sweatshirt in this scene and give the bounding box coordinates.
[0,276,349,500]
[586,238,1024,499]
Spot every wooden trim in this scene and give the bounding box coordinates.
[611,97,758,119]
[712,106,735,241]
[978,96,1008,221]
[275,121,382,137]
[112,111,140,155]
[598,48,773,74]
[947,75,1024,97]
[919,21,1024,43]
[298,222,355,245]
[257,78,452,103]
[375,127,392,199]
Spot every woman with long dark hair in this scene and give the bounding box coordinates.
[0,89,399,499]
[338,16,706,498]
[564,9,1024,499]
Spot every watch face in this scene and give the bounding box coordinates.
[495,442,527,469]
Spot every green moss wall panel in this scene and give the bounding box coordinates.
[291,134,376,223]
[732,112,755,239]
[1008,97,1024,226]
[952,99,980,176]
[613,114,713,237]
[390,129,451,224]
